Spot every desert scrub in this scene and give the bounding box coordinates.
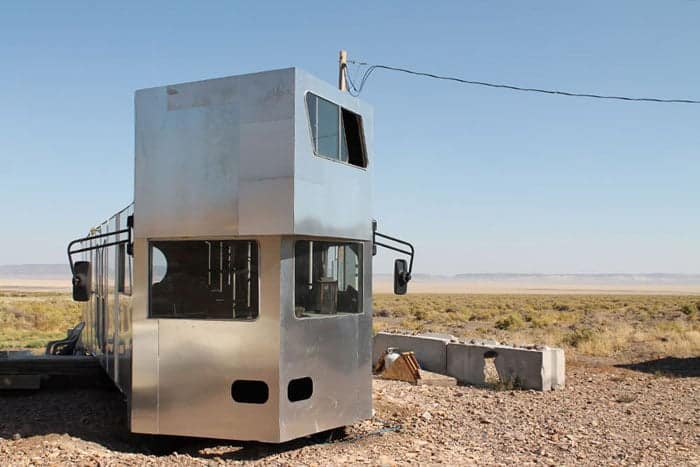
[561,325,636,357]
[373,293,700,360]
[372,321,387,335]
[680,303,698,317]
[524,309,581,328]
[400,316,426,332]
[562,327,597,348]
[0,293,82,349]
[494,313,525,331]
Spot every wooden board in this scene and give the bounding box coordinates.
[0,356,102,377]
[416,370,457,387]
[380,352,421,384]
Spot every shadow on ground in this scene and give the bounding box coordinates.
[0,385,339,461]
[616,356,700,378]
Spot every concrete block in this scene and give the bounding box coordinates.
[373,333,451,374]
[493,347,552,390]
[374,333,565,391]
[446,343,565,391]
[420,332,459,342]
[547,347,566,389]
[445,343,496,386]
[464,338,500,347]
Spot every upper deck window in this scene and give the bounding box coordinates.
[306,93,367,168]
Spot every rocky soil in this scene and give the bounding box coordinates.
[0,359,698,466]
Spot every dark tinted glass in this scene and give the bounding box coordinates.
[150,240,258,320]
[294,241,362,318]
[341,108,367,168]
[306,93,367,168]
[316,96,340,158]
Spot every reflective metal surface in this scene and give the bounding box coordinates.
[279,236,373,441]
[78,204,134,401]
[82,68,374,442]
[134,69,296,239]
[134,68,373,241]
[293,71,374,241]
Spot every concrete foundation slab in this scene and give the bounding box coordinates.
[372,333,565,391]
[446,343,565,391]
[373,333,452,374]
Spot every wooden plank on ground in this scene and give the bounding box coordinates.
[417,370,457,386]
[381,352,421,384]
[0,356,102,377]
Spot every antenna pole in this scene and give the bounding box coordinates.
[338,49,347,92]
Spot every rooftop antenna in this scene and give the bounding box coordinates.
[338,49,347,92]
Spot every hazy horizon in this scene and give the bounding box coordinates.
[4,264,699,296]
[2,263,699,278]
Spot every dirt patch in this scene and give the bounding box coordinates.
[0,362,698,465]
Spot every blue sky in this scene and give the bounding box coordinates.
[0,1,698,274]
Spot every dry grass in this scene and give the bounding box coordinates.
[373,294,700,361]
[0,291,82,349]
[2,290,699,361]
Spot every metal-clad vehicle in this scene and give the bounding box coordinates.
[68,68,413,442]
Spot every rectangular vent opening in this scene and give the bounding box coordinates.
[231,380,269,404]
[288,377,313,402]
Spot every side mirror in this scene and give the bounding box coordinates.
[72,261,91,302]
[394,259,409,295]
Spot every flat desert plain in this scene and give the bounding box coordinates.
[0,277,698,465]
[3,276,699,295]
[374,278,700,295]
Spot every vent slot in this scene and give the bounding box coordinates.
[288,377,313,402]
[231,380,269,404]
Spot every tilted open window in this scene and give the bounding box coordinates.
[294,240,363,318]
[149,240,259,320]
[305,93,367,168]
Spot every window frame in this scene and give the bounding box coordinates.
[304,92,369,169]
[292,238,365,320]
[117,242,132,296]
[147,239,261,322]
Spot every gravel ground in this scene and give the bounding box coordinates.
[0,359,698,466]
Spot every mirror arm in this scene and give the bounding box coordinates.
[67,216,133,274]
[372,225,415,281]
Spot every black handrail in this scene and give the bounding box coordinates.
[67,217,132,274]
[372,221,415,280]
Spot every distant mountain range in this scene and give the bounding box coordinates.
[0,264,70,278]
[375,272,700,285]
[3,264,698,285]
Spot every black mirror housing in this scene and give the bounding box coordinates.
[72,261,91,302]
[394,259,408,295]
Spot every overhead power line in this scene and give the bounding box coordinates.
[344,60,700,104]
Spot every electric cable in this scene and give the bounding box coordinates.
[344,60,700,104]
